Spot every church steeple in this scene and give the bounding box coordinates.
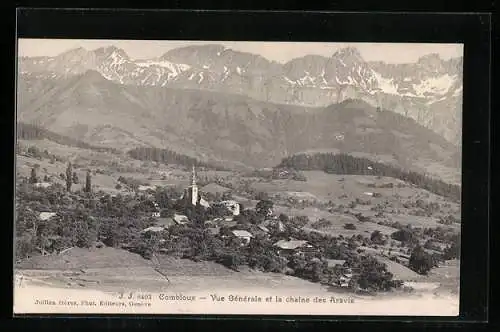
[191,165,197,186]
[190,165,198,206]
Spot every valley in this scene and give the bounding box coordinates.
[14,41,463,315]
[15,135,460,299]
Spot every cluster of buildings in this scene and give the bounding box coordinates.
[136,166,356,288]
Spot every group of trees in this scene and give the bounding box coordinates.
[127,147,227,171]
[21,145,64,164]
[17,122,118,154]
[138,218,401,292]
[249,168,307,182]
[15,181,168,260]
[27,161,91,193]
[278,153,461,201]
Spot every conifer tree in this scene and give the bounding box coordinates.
[66,162,72,192]
[29,168,38,184]
[85,170,92,193]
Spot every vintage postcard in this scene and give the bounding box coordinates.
[14,39,463,316]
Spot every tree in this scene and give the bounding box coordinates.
[442,234,461,260]
[85,170,92,193]
[255,192,269,201]
[370,230,387,245]
[256,199,273,216]
[66,162,72,192]
[29,168,38,184]
[72,171,79,184]
[391,228,417,244]
[409,246,434,275]
[349,255,401,292]
[279,213,289,223]
[221,191,233,201]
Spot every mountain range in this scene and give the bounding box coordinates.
[17,67,461,184]
[18,44,463,146]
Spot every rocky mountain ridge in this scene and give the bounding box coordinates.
[19,44,463,145]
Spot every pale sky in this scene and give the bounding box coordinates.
[17,39,463,64]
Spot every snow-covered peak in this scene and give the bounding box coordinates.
[333,47,364,62]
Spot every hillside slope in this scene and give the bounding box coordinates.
[17,71,460,181]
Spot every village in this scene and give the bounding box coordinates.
[16,157,461,295]
[109,166,359,289]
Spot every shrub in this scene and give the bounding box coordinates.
[354,213,372,223]
[391,228,417,244]
[29,168,38,184]
[218,251,245,271]
[344,223,357,230]
[311,218,331,229]
[348,255,403,292]
[409,246,435,275]
[370,230,387,245]
[442,235,461,260]
[438,214,460,225]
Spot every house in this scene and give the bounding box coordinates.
[338,272,353,287]
[216,200,241,216]
[155,217,175,228]
[252,224,270,238]
[274,239,316,256]
[138,185,156,192]
[199,197,210,208]
[173,213,189,224]
[151,201,161,217]
[257,224,270,234]
[326,259,346,268]
[141,226,164,234]
[39,212,57,221]
[263,219,285,233]
[207,227,220,236]
[34,182,52,189]
[231,230,254,245]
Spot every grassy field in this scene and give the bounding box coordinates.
[15,247,458,297]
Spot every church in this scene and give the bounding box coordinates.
[181,165,210,208]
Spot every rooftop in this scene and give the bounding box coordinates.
[231,230,254,238]
[39,212,57,221]
[274,239,310,250]
[201,183,231,194]
[326,259,346,267]
[155,217,175,227]
[141,226,164,233]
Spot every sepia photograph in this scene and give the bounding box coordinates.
[14,39,463,316]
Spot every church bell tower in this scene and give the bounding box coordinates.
[190,165,198,206]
